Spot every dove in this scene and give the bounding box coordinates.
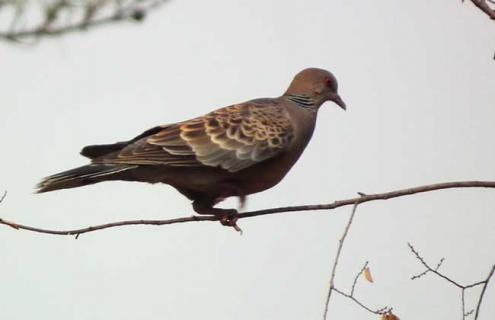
[37,68,346,230]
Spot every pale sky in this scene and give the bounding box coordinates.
[1,0,495,319]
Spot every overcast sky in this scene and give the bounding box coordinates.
[1,0,495,319]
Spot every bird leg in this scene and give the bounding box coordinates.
[215,182,247,210]
[238,194,247,210]
[192,201,242,233]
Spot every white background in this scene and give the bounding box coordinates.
[1,0,494,319]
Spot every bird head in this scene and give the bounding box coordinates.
[284,68,346,110]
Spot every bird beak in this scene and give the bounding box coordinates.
[330,93,346,110]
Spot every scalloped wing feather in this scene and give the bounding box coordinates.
[102,102,294,172]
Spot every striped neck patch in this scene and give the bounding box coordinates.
[287,94,315,109]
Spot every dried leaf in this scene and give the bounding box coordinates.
[381,312,400,320]
[364,266,374,283]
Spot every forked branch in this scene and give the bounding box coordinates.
[409,243,495,320]
[322,203,392,319]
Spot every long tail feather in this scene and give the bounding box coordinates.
[36,164,137,193]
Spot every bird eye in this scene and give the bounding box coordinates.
[325,78,336,91]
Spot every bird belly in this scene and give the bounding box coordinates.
[130,145,306,202]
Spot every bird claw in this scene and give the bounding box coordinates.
[219,211,243,234]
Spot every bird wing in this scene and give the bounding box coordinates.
[97,102,294,173]
[80,126,164,159]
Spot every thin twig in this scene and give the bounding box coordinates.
[321,203,389,317]
[322,202,359,319]
[0,0,168,42]
[408,243,495,320]
[332,287,389,315]
[0,181,495,237]
[411,268,431,281]
[408,244,463,288]
[474,264,495,319]
[0,215,214,238]
[461,289,475,319]
[350,261,369,297]
[0,190,6,203]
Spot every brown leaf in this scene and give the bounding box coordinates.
[364,266,374,283]
[381,312,400,320]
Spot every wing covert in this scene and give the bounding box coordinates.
[101,102,294,172]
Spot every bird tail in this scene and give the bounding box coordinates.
[36,164,137,193]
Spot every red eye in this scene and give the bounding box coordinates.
[325,77,337,91]
[325,78,334,89]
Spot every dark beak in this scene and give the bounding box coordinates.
[331,94,346,110]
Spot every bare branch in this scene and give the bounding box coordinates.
[323,201,359,319]
[462,290,468,319]
[321,201,390,318]
[467,0,495,20]
[0,181,495,237]
[331,261,391,316]
[1,182,492,319]
[350,261,369,297]
[332,287,390,315]
[474,264,495,319]
[0,215,215,238]
[408,243,495,320]
[408,244,462,288]
[0,0,169,43]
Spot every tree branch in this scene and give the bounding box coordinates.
[350,261,369,297]
[0,0,169,43]
[408,243,495,320]
[322,204,391,319]
[0,181,492,319]
[322,202,360,319]
[474,264,495,319]
[467,0,495,20]
[0,181,494,238]
[332,287,390,315]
